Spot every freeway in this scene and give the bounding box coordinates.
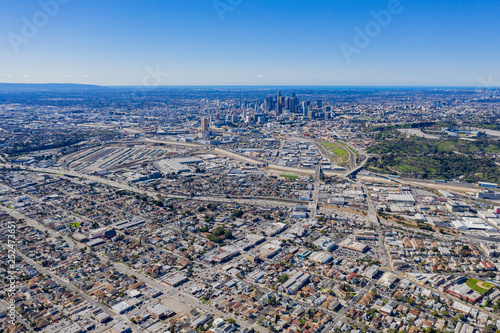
[345,144,357,170]
[314,137,369,180]
[359,172,486,194]
[16,134,495,195]
[340,157,368,179]
[2,163,305,210]
[146,137,344,177]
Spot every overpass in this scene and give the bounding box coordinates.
[340,157,368,179]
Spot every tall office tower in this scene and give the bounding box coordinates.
[279,96,286,113]
[317,100,323,108]
[264,97,274,111]
[201,118,209,131]
[276,91,283,114]
[288,95,298,113]
[301,101,309,115]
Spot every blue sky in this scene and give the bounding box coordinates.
[0,0,499,86]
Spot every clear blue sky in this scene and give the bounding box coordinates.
[1,0,499,86]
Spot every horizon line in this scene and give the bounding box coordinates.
[0,82,499,89]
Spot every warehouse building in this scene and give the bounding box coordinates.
[279,270,311,295]
[339,238,369,253]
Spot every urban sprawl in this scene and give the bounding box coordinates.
[0,86,500,333]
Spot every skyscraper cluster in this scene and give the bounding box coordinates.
[264,91,299,116]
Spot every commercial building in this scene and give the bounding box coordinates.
[87,238,106,248]
[479,182,498,189]
[339,238,369,253]
[146,303,175,319]
[247,270,266,283]
[387,194,415,203]
[160,272,188,287]
[92,312,111,324]
[379,272,398,288]
[89,228,116,239]
[445,201,470,212]
[111,301,133,315]
[312,237,337,251]
[154,157,203,174]
[279,270,311,295]
[477,190,500,200]
[451,301,471,315]
[201,118,209,131]
[363,265,380,279]
[256,242,282,259]
[192,314,212,328]
[447,284,483,304]
[355,231,377,241]
[111,322,132,333]
[310,252,333,264]
[452,218,497,231]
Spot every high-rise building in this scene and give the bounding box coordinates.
[288,95,298,113]
[201,118,209,131]
[301,101,309,115]
[276,91,283,115]
[264,97,274,111]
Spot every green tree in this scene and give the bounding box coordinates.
[278,274,289,284]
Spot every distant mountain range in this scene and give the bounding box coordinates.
[0,83,103,91]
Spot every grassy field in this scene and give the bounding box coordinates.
[321,141,350,166]
[466,278,495,294]
[280,172,298,180]
[336,140,360,157]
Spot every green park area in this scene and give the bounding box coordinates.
[466,278,495,294]
[365,128,500,183]
[280,172,298,180]
[321,141,350,166]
